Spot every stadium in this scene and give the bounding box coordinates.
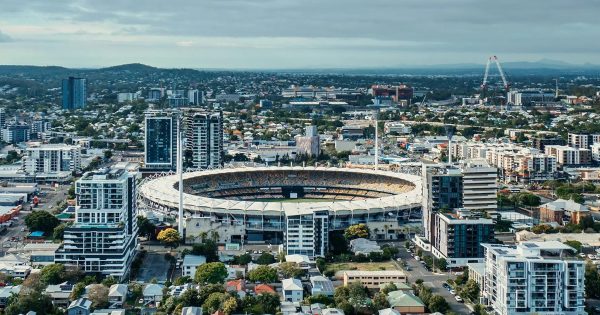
[138,166,422,248]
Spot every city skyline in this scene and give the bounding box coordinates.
[0,0,599,68]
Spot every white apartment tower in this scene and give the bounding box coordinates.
[482,242,585,315]
[23,144,82,174]
[284,210,329,258]
[461,159,498,211]
[55,169,138,279]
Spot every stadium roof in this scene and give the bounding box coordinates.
[139,166,422,215]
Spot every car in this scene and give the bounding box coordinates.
[455,296,464,303]
[442,283,451,289]
[579,253,587,258]
[138,298,144,304]
[20,228,25,232]
[450,290,456,295]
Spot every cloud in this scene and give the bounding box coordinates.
[0,30,12,42]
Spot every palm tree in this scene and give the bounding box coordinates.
[199,231,208,242]
[210,230,219,243]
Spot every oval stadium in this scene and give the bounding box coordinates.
[139,167,422,257]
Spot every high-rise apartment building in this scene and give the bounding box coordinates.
[0,108,6,129]
[461,159,498,211]
[184,110,223,169]
[62,77,87,110]
[55,169,138,279]
[144,110,179,171]
[482,242,585,315]
[284,210,329,258]
[2,124,30,144]
[422,164,463,243]
[23,144,81,174]
[545,145,591,166]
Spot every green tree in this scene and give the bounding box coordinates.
[372,292,389,310]
[564,240,583,252]
[381,283,398,295]
[101,276,118,287]
[70,282,86,300]
[52,222,72,240]
[460,279,480,302]
[202,292,227,313]
[195,262,227,284]
[344,223,370,240]
[180,289,201,307]
[5,290,59,315]
[157,228,181,248]
[278,262,304,279]
[191,240,219,262]
[25,211,59,234]
[40,263,65,285]
[234,253,252,265]
[247,265,278,283]
[428,295,450,313]
[585,262,600,298]
[434,258,447,271]
[256,252,276,265]
[198,284,225,304]
[256,293,280,314]
[137,216,156,239]
[222,297,238,315]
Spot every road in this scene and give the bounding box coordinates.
[397,247,472,314]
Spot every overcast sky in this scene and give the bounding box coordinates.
[0,0,598,69]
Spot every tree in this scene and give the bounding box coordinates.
[306,294,334,306]
[191,240,219,262]
[87,284,109,309]
[585,262,600,299]
[381,283,398,295]
[25,211,59,234]
[233,253,252,265]
[460,279,480,302]
[434,258,447,271]
[202,292,227,314]
[103,150,113,160]
[4,290,58,315]
[70,282,86,300]
[344,223,370,240]
[372,292,389,310]
[256,293,280,314]
[180,289,201,307]
[198,284,225,304]
[346,281,369,308]
[195,262,227,284]
[137,216,156,239]
[222,297,238,315]
[101,276,118,287]
[40,263,65,285]
[279,262,304,279]
[247,265,278,283]
[256,252,276,265]
[157,228,181,248]
[564,240,583,253]
[52,222,71,240]
[428,295,450,313]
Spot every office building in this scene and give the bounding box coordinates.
[284,210,328,258]
[482,242,585,315]
[296,125,320,157]
[23,144,82,174]
[117,92,141,103]
[184,110,223,169]
[342,270,407,288]
[62,77,87,110]
[507,90,555,106]
[144,110,179,171]
[432,210,494,267]
[2,124,30,144]
[55,169,138,279]
[370,85,414,104]
[187,89,203,106]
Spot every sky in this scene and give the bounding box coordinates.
[0,0,598,69]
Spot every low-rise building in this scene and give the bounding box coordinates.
[182,255,206,278]
[108,284,128,308]
[45,282,74,308]
[67,298,92,315]
[310,276,334,297]
[539,199,590,225]
[342,270,406,289]
[386,291,426,314]
[143,284,164,304]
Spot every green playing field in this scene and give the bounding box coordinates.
[253,198,336,203]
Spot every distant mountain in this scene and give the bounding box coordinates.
[99,63,158,72]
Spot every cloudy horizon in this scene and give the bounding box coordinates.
[0,0,598,69]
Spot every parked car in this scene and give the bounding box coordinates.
[455,296,464,303]
[450,290,456,295]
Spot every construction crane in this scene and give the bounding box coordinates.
[481,55,510,93]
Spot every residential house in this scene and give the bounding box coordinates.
[282,278,303,302]
[225,279,246,298]
[386,291,425,314]
[108,284,128,308]
[310,276,334,297]
[67,298,92,315]
[181,307,203,315]
[254,284,276,295]
[0,286,21,308]
[45,282,74,308]
[143,284,164,304]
